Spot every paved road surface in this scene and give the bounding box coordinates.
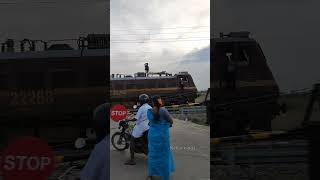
[110,119,210,180]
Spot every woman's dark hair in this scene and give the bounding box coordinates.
[93,103,109,143]
[151,95,162,120]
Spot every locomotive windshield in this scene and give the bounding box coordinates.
[212,32,280,134]
[222,42,254,66]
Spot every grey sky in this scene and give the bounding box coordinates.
[212,0,320,92]
[111,0,210,91]
[0,0,108,41]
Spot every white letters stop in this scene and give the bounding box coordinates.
[3,155,52,171]
[111,110,127,116]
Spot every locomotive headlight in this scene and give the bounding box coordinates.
[74,138,86,149]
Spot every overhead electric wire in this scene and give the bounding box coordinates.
[110,25,211,44]
[111,25,210,32]
[112,36,209,41]
[111,30,210,36]
[111,34,210,44]
[111,32,210,43]
[110,39,210,43]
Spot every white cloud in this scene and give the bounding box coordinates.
[111,0,210,90]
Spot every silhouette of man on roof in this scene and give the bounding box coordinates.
[144,63,149,73]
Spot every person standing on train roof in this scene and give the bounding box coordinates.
[125,94,152,165]
[145,63,149,74]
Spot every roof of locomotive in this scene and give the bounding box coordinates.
[212,31,256,43]
[0,34,109,60]
[111,76,175,81]
[111,71,191,81]
[213,37,256,43]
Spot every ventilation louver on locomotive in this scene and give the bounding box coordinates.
[135,72,147,77]
[87,34,109,49]
[0,34,110,53]
[47,44,74,50]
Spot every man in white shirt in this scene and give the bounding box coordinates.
[125,94,152,165]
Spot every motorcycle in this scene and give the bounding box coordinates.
[111,118,148,155]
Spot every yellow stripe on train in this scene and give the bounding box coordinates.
[211,138,220,145]
[251,133,271,140]
[210,132,272,145]
[54,155,64,164]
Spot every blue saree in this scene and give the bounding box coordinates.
[147,108,175,180]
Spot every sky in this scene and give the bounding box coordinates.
[212,0,320,92]
[2,1,318,92]
[0,0,210,90]
[0,0,108,43]
[110,0,210,91]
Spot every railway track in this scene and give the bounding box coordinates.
[49,146,93,180]
[211,132,310,180]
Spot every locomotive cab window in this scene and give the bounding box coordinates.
[238,45,250,66]
[186,76,194,87]
[184,77,188,82]
[178,76,188,83]
[224,44,250,66]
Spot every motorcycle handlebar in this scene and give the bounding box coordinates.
[124,118,134,122]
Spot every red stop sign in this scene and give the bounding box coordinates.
[0,137,55,180]
[110,104,128,122]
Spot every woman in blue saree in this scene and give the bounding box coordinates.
[146,95,175,180]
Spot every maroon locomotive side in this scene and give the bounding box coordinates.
[0,34,109,144]
[211,32,280,137]
[110,71,198,106]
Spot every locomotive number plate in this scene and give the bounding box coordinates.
[10,89,54,106]
[111,90,127,96]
